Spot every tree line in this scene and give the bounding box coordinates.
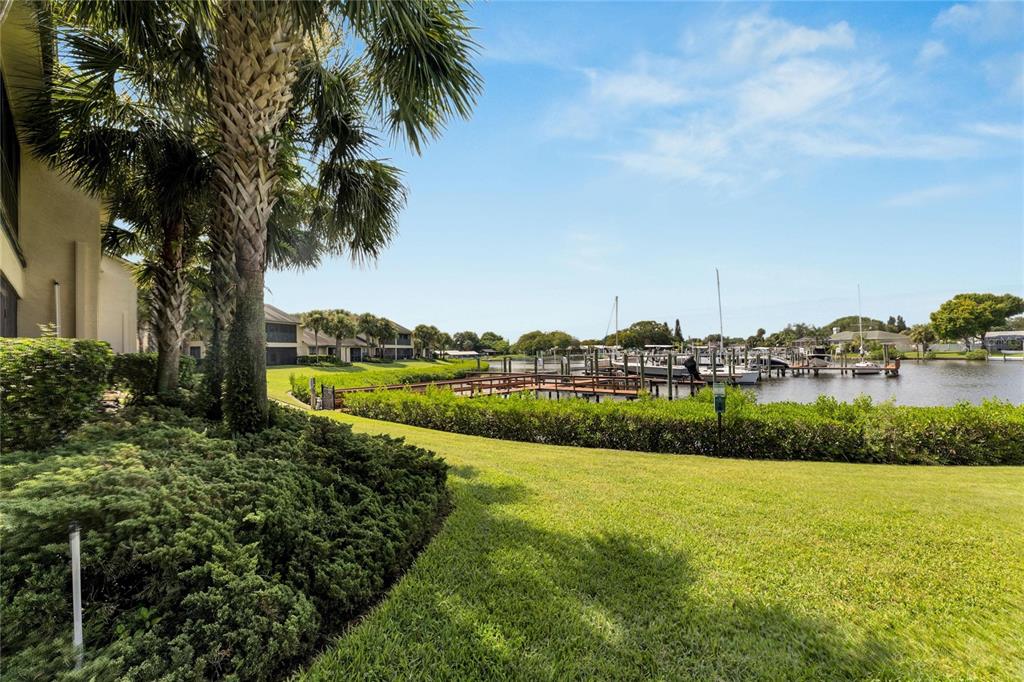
[466,294,1023,354]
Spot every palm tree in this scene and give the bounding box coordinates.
[300,310,329,360]
[23,25,214,396]
[48,0,480,430]
[356,313,381,359]
[323,310,356,362]
[413,324,440,359]
[210,1,480,430]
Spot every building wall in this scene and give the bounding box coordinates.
[97,255,138,353]
[2,3,136,347]
[14,144,103,337]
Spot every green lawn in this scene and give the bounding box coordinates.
[267,359,481,397]
[266,387,1024,680]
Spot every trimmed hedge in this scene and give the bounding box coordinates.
[110,352,196,400]
[0,404,449,680]
[296,355,352,367]
[289,361,486,403]
[343,388,1024,465]
[0,337,113,451]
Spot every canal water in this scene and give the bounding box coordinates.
[495,358,1023,406]
[749,360,1022,406]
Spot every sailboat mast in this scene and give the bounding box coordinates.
[857,284,865,356]
[614,295,619,347]
[716,268,724,344]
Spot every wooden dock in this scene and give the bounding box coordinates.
[330,372,710,405]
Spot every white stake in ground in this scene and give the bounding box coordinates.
[70,522,83,669]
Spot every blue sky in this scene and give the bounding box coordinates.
[266,1,1024,341]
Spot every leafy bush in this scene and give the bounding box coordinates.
[0,337,113,450]
[289,361,486,403]
[965,349,988,361]
[343,388,1024,465]
[110,352,196,400]
[867,347,903,361]
[1,404,448,680]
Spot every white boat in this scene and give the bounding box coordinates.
[852,361,881,375]
[852,285,881,375]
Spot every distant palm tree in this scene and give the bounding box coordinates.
[301,310,330,360]
[356,311,380,356]
[323,310,356,362]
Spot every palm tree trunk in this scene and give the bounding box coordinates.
[202,216,235,419]
[153,221,187,396]
[211,0,300,432]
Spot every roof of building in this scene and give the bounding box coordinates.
[264,303,300,325]
[301,328,336,348]
[385,318,412,335]
[985,330,1024,339]
[829,330,909,343]
[301,328,372,348]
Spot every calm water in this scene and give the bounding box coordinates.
[749,360,1023,406]
[497,358,1023,406]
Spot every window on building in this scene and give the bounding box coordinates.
[1,73,20,239]
[1,275,17,337]
[266,347,297,366]
[266,322,296,343]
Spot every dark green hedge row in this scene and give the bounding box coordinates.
[110,352,196,400]
[0,338,114,450]
[296,355,352,366]
[343,388,1024,465]
[1,404,449,680]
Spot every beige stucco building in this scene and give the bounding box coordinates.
[1,1,137,350]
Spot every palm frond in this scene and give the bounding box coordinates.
[344,0,482,153]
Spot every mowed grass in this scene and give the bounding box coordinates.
[267,359,479,397]
[266,387,1024,680]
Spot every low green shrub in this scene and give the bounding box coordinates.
[296,355,352,367]
[965,349,988,361]
[1,404,448,680]
[343,388,1024,465]
[867,348,903,361]
[110,352,196,400]
[0,337,113,450]
[289,361,486,403]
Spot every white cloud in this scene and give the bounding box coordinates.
[965,121,1024,139]
[723,15,855,64]
[933,2,1024,41]
[916,40,947,65]
[884,183,972,207]
[585,68,690,107]
[786,131,981,160]
[543,10,1014,187]
[984,52,1024,99]
[736,59,886,121]
[562,230,620,273]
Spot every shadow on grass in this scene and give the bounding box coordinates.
[310,478,903,680]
